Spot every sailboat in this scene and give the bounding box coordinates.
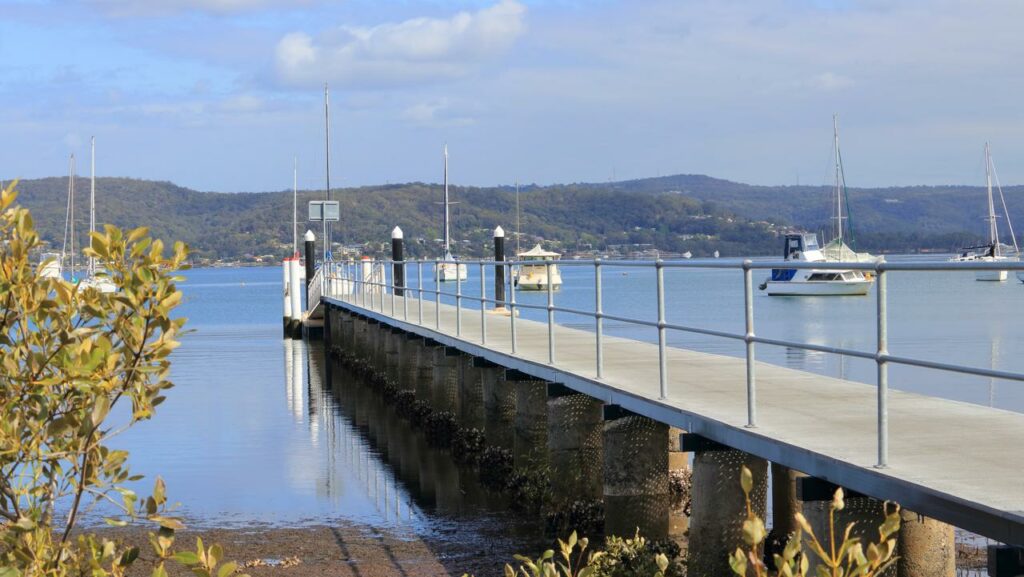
[950,143,1019,281]
[761,116,873,296]
[38,157,73,280]
[820,114,877,266]
[78,137,117,293]
[434,145,467,282]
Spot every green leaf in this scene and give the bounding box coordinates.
[217,561,238,577]
[173,551,201,565]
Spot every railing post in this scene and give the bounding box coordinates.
[656,260,667,400]
[456,262,463,337]
[417,260,423,325]
[595,259,603,379]
[480,261,487,345]
[434,260,441,329]
[743,260,757,427]
[402,261,408,320]
[509,261,518,354]
[390,260,396,317]
[547,260,555,364]
[876,263,889,468]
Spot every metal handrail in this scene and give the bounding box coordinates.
[323,255,1024,468]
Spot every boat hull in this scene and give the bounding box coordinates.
[976,270,1008,282]
[434,262,468,282]
[764,280,872,296]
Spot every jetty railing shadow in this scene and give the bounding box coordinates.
[322,257,1024,469]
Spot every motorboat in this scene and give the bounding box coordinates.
[761,233,872,296]
[514,244,563,291]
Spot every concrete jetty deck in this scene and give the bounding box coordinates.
[323,292,1024,546]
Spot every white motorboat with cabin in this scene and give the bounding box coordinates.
[514,244,563,291]
[434,145,468,282]
[761,233,872,296]
[949,143,1019,281]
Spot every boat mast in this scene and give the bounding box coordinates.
[70,154,76,279]
[88,136,96,277]
[293,156,298,257]
[985,142,1000,257]
[443,144,450,256]
[833,113,844,243]
[323,84,331,263]
[515,179,521,255]
[61,154,74,272]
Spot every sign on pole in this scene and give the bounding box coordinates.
[308,200,340,222]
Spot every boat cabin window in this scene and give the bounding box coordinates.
[807,272,841,281]
[802,234,820,251]
[784,236,803,259]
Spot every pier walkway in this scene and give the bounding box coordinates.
[323,287,1024,546]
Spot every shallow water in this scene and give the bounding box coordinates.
[103,260,1023,529]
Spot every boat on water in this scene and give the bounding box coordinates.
[761,233,872,296]
[434,145,468,282]
[78,137,117,293]
[514,244,563,291]
[820,114,876,271]
[949,143,1019,281]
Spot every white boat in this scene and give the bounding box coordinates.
[514,244,563,291]
[39,158,72,280]
[78,137,117,293]
[433,145,468,282]
[949,143,1019,281]
[761,233,872,296]
[820,114,876,269]
[682,251,692,259]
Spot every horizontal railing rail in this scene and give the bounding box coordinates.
[323,255,1024,468]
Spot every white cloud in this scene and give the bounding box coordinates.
[807,72,854,92]
[273,0,527,89]
[401,98,476,128]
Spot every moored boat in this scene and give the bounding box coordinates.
[514,244,563,291]
[433,145,468,282]
[761,233,872,296]
[949,143,1019,281]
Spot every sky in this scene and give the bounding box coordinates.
[2,0,1024,192]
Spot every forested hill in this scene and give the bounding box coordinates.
[6,174,1015,261]
[586,174,1024,252]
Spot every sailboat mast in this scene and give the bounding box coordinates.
[70,154,76,279]
[443,144,450,255]
[833,114,843,242]
[985,142,999,256]
[323,84,331,263]
[293,156,298,256]
[515,179,521,255]
[89,136,96,276]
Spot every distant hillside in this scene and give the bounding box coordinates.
[589,174,1024,252]
[8,177,777,261]
[6,172,1016,261]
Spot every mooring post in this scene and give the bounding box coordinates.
[392,226,404,297]
[282,257,291,338]
[304,230,315,306]
[288,256,303,339]
[494,226,506,310]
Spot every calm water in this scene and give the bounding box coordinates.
[108,260,1024,527]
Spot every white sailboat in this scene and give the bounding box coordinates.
[949,143,1019,281]
[79,137,117,293]
[820,114,876,266]
[38,157,74,280]
[434,145,467,282]
[514,244,563,291]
